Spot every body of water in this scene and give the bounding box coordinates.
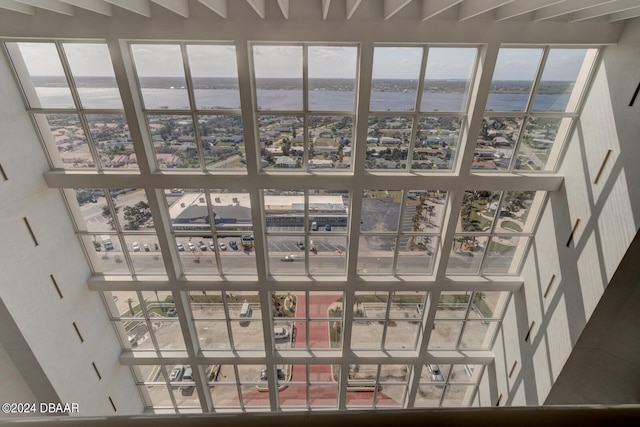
[34,86,570,113]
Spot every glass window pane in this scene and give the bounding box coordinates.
[389,292,426,319]
[384,321,420,350]
[428,320,463,350]
[309,385,338,408]
[457,191,502,232]
[141,385,173,408]
[308,236,347,275]
[458,321,499,350]
[414,385,444,407]
[497,191,538,231]
[263,189,305,232]
[365,116,411,170]
[82,234,129,274]
[86,114,136,169]
[148,114,199,169]
[413,116,461,170]
[231,321,264,350]
[253,46,303,111]
[395,236,437,275]
[308,115,353,169]
[403,190,447,232]
[35,114,94,169]
[421,47,476,112]
[166,189,210,233]
[481,236,527,274]
[176,235,218,275]
[199,115,245,170]
[268,236,306,275]
[351,320,383,350]
[441,384,476,407]
[361,190,402,232]
[309,190,349,233]
[258,115,304,169]
[308,46,357,111]
[516,117,570,171]
[9,42,74,108]
[186,44,240,110]
[468,292,508,320]
[357,235,395,275]
[110,188,153,232]
[486,48,543,112]
[195,320,231,350]
[447,236,489,275]
[310,292,344,319]
[189,290,224,319]
[63,43,122,109]
[151,320,185,350]
[124,234,165,275]
[436,292,471,319]
[370,47,422,112]
[473,117,523,171]
[532,48,588,112]
[355,292,388,319]
[131,44,190,110]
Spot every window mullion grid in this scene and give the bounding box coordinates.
[305,291,311,349]
[203,190,224,276]
[53,42,106,170]
[104,189,135,275]
[221,291,236,351]
[135,290,162,352]
[178,43,206,172]
[454,291,474,350]
[304,190,310,275]
[338,290,356,410]
[507,47,548,173]
[378,291,392,351]
[302,44,309,172]
[259,291,278,411]
[407,46,429,172]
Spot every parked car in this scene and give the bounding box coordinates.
[187,242,195,251]
[169,365,184,382]
[167,308,177,317]
[229,240,238,250]
[143,243,149,252]
[296,241,305,250]
[260,368,285,381]
[132,242,140,252]
[177,242,185,251]
[198,240,207,251]
[274,327,290,340]
[208,240,215,251]
[428,364,445,386]
[219,243,227,251]
[281,254,300,262]
[325,223,332,231]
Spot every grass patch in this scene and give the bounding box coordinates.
[488,241,516,255]
[501,220,522,232]
[314,137,337,146]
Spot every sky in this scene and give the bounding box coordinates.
[15,42,590,82]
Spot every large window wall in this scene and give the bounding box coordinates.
[3,38,598,413]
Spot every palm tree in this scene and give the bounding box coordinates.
[126,298,135,316]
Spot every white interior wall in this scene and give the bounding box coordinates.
[484,17,640,406]
[0,48,143,416]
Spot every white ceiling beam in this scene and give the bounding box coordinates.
[59,0,112,16]
[14,0,74,15]
[532,0,617,21]
[0,0,35,14]
[198,0,226,18]
[458,0,514,21]
[495,0,564,21]
[569,0,640,22]
[246,0,265,18]
[345,0,362,19]
[321,0,330,19]
[105,0,151,17]
[421,0,462,20]
[152,0,189,17]
[384,0,412,20]
[608,6,640,21]
[276,0,288,18]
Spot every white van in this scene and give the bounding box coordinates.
[239,302,252,326]
[311,221,318,231]
[274,327,289,340]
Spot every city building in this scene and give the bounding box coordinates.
[0,0,639,421]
